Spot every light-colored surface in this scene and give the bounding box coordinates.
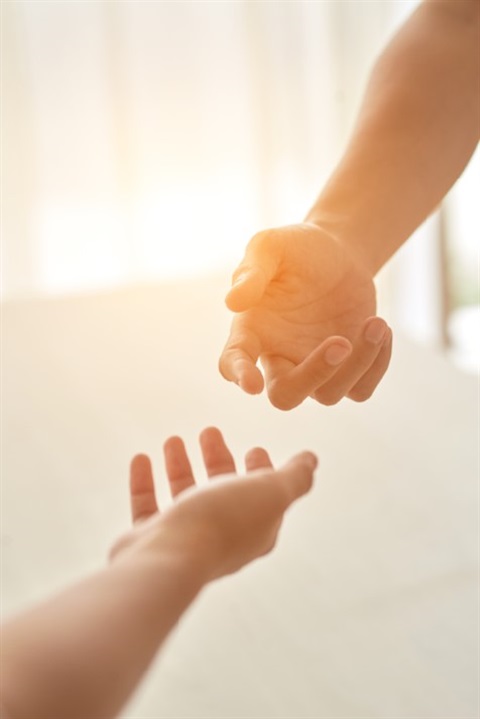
[1,275,478,718]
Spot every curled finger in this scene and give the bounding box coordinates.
[263,338,352,411]
[313,317,389,406]
[347,328,393,402]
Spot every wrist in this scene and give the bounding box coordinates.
[115,526,215,593]
[303,208,378,279]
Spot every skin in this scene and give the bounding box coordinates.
[220,0,480,410]
[0,428,317,719]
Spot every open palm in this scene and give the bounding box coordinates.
[110,427,317,581]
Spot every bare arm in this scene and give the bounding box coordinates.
[0,550,205,719]
[219,0,480,408]
[307,0,480,274]
[0,429,316,719]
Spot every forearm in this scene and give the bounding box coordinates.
[307,0,480,275]
[1,549,206,719]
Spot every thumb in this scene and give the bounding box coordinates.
[225,232,282,312]
[278,451,318,505]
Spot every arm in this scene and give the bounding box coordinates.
[0,550,205,719]
[307,0,480,274]
[0,428,316,719]
[220,0,479,408]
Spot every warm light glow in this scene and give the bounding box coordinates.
[34,178,261,293]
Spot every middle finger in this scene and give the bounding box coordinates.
[199,426,237,478]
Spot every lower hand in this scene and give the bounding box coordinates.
[110,427,317,581]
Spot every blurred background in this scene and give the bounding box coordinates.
[1,1,479,717]
[2,0,479,368]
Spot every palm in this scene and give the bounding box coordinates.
[243,226,376,363]
[109,428,316,581]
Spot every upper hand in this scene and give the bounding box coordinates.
[219,223,392,409]
[110,427,317,581]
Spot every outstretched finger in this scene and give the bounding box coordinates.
[347,328,393,402]
[200,426,237,478]
[244,446,273,472]
[263,338,352,411]
[219,322,264,395]
[130,454,159,524]
[163,436,196,497]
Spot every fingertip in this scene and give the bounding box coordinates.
[347,327,393,402]
[199,426,223,445]
[129,453,155,496]
[298,450,319,470]
[130,453,152,478]
[280,451,319,502]
[363,316,388,345]
[163,435,184,453]
[130,452,150,467]
[225,286,248,313]
[323,338,353,367]
[288,451,318,477]
[238,368,264,394]
[244,446,273,471]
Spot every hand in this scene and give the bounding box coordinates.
[110,427,317,581]
[219,223,392,409]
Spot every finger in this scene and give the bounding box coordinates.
[347,328,393,402]
[225,231,282,312]
[163,436,195,497]
[219,322,264,394]
[130,454,159,524]
[244,446,274,472]
[313,317,389,406]
[225,266,269,312]
[277,451,318,505]
[263,338,352,411]
[199,426,237,478]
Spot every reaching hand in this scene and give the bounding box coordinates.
[219,223,392,409]
[110,427,317,581]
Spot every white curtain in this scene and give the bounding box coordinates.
[2,0,416,298]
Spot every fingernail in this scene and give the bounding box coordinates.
[324,343,351,366]
[364,319,387,344]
